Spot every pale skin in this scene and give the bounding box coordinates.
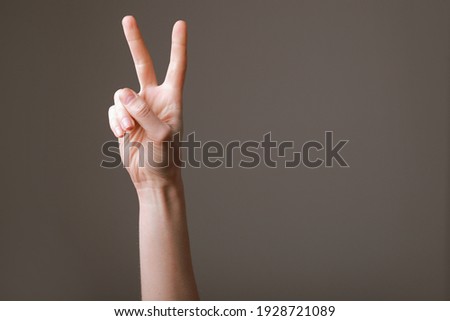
[108,16,199,300]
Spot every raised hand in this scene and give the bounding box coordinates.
[108,16,187,188]
[108,16,198,300]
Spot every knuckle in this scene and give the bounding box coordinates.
[132,100,150,118]
[113,90,121,101]
[108,106,115,117]
[115,104,125,117]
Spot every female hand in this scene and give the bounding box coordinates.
[108,16,187,189]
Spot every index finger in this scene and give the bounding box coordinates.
[122,16,157,88]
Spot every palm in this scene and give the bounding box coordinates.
[140,86,182,133]
[125,87,182,182]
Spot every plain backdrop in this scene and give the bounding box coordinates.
[0,0,449,300]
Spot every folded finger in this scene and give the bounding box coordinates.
[114,89,135,131]
[108,106,124,138]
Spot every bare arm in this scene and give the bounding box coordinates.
[137,177,198,300]
[107,16,199,300]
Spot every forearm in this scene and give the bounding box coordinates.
[137,174,199,300]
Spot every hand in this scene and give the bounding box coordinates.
[108,16,187,189]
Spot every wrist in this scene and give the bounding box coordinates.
[134,167,182,193]
[135,174,185,213]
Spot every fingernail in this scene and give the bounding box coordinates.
[121,117,133,130]
[114,126,123,137]
[120,89,136,105]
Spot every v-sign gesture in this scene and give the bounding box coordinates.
[108,16,187,188]
[108,16,198,300]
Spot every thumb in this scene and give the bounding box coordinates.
[119,88,172,142]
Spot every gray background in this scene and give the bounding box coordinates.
[1,0,449,300]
